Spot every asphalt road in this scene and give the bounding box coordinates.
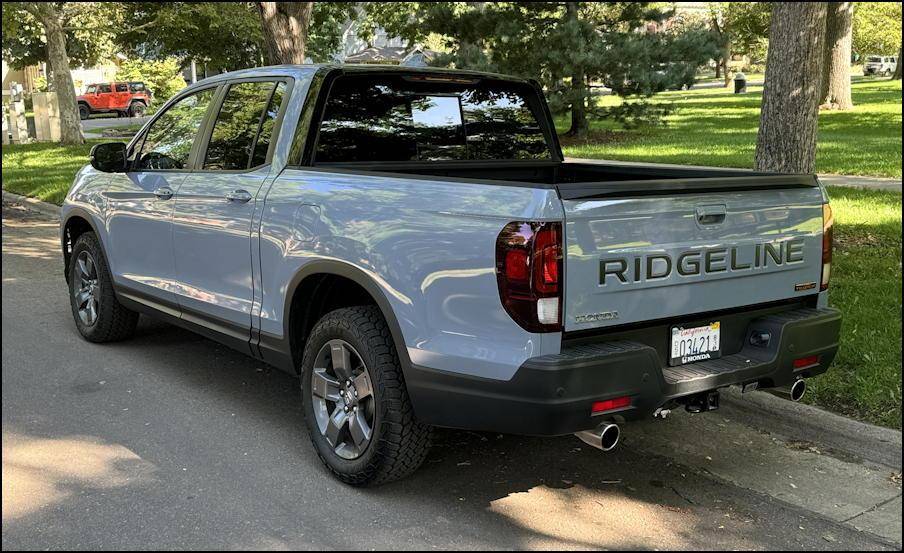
[2,200,901,550]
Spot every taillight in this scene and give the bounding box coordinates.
[496,221,563,332]
[821,203,833,291]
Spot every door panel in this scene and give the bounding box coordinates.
[104,87,217,309]
[171,80,283,339]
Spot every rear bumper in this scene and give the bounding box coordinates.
[407,307,841,436]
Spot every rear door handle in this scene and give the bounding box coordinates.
[225,189,253,203]
[153,186,173,200]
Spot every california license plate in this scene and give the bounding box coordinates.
[669,322,721,366]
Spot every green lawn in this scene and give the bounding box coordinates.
[560,79,903,178]
[811,187,902,429]
[2,122,902,429]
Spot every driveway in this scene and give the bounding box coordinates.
[2,200,901,550]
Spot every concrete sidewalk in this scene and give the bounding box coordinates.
[566,158,902,193]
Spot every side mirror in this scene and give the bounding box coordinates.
[90,142,127,173]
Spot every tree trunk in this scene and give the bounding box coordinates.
[819,2,854,110]
[257,2,314,65]
[755,3,827,173]
[565,2,588,137]
[893,45,903,80]
[24,2,83,145]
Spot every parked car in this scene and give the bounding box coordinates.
[76,81,151,119]
[863,55,898,76]
[61,65,841,486]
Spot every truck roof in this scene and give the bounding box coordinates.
[188,64,532,87]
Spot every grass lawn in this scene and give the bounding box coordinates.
[2,122,902,429]
[811,186,902,429]
[561,78,902,178]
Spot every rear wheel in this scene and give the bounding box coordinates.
[78,104,90,120]
[301,306,431,486]
[129,101,146,118]
[68,232,138,342]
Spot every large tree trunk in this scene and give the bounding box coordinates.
[755,3,827,173]
[819,2,854,110]
[565,2,588,137]
[257,2,314,65]
[24,2,83,145]
[893,45,903,80]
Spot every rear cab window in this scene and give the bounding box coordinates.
[314,74,553,163]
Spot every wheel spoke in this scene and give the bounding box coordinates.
[85,255,96,278]
[87,298,98,323]
[325,405,348,447]
[348,408,372,448]
[330,341,353,380]
[77,256,89,279]
[353,372,373,400]
[77,289,91,308]
[311,369,341,402]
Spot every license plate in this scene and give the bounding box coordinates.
[669,322,721,366]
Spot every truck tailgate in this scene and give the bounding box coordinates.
[560,178,826,332]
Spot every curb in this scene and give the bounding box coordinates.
[721,387,902,470]
[2,189,61,220]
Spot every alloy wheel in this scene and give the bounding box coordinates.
[310,339,376,460]
[73,251,100,327]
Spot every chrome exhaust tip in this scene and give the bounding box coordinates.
[770,378,807,402]
[575,423,620,452]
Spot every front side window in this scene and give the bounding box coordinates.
[315,75,551,163]
[203,81,280,170]
[98,84,112,93]
[86,85,97,94]
[136,88,215,171]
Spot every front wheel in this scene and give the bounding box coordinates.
[68,232,138,342]
[78,104,90,120]
[301,306,431,486]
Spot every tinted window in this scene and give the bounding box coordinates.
[315,75,550,162]
[115,83,128,92]
[203,81,277,170]
[129,82,145,92]
[98,84,112,93]
[251,81,287,168]
[86,85,97,94]
[136,88,214,170]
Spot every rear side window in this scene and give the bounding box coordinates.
[136,88,215,170]
[314,75,551,163]
[203,81,280,170]
[251,81,287,168]
[115,83,128,92]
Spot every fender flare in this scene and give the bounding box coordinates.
[277,259,412,375]
[60,207,105,281]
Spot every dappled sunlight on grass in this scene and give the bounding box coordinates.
[2,431,156,521]
[561,79,902,178]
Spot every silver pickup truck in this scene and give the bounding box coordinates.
[62,65,841,485]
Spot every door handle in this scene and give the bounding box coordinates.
[696,205,727,226]
[153,186,173,200]
[225,189,253,203]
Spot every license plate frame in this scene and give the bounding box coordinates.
[669,321,722,366]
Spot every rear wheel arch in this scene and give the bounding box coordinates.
[284,262,411,377]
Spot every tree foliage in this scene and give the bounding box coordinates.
[367,2,717,133]
[852,2,902,57]
[116,57,186,102]
[2,1,117,70]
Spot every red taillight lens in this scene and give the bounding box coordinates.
[821,203,833,291]
[592,396,632,414]
[496,221,563,332]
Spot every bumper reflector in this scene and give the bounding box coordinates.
[793,355,820,369]
[592,396,632,414]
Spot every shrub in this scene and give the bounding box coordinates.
[116,58,186,104]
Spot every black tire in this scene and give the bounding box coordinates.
[129,101,146,118]
[78,104,90,120]
[68,232,138,342]
[301,306,431,486]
